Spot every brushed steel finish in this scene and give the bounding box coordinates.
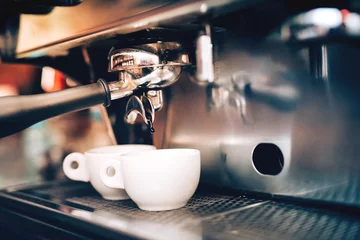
[153,34,360,206]
[125,95,153,125]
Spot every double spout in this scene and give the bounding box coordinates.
[107,42,189,131]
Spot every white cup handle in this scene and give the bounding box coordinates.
[63,153,90,182]
[100,158,125,189]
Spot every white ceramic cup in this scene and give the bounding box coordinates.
[62,145,156,200]
[100,149,201,211]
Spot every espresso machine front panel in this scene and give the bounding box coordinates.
[1,0,360,227]
[156,36,360,207]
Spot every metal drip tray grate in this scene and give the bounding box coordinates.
[191,201,360,240]
[2,181,360,239]
[297,176,360,205]
[67,194,263,225]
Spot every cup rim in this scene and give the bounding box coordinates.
[121,148,200,159]
[85,144,156,155]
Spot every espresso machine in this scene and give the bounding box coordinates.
[0,0,360,239]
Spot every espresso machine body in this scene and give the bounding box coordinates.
[0,0,360,232]
[160,40,360,207]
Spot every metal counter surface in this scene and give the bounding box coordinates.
[0,181,359,239]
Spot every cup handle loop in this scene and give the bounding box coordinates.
[63,153,90,182]
[100,158,125,189]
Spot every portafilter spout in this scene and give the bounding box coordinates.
[107,41,189,129]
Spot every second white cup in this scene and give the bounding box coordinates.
[63,144,156,200]
[100,149,201,211]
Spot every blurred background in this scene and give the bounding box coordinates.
[0,63,113,188]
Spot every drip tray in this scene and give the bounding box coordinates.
[1,181,360,240]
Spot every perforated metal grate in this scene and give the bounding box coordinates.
[23,182,97,199]
[8,181,360,240]
[190,201,360,240]
[67,193,263,225]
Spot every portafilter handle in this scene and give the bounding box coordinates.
[0,79,113,138]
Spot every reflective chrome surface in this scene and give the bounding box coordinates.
[153,33,360,207]
[107,42,188,126]
[109,48,160,73]
[145,90,163,112]
[125,95,155,126]
[108,42,189,89]
[193,34,215,85]
[108,74,138,100]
